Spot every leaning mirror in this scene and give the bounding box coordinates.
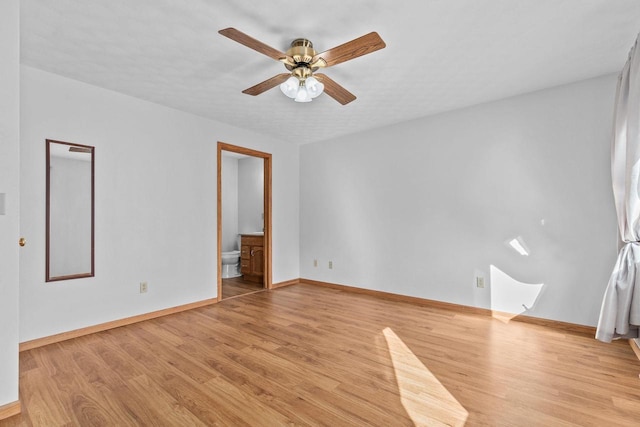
[46,139,95,282]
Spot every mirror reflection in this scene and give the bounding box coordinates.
[46,139,94,281]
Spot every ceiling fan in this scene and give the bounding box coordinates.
[218,28,386,105]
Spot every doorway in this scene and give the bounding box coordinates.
[217,142,272,301]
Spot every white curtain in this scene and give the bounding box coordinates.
[596,34,640,343]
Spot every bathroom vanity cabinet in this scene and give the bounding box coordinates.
[240,234,264,283]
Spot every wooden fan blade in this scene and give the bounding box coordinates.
[219,27,289,62]
[242,73,291,96]
[314,74,356,105]
[312,32,386,68]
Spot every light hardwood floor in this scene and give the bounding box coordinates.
[2,283,640,426]
[221,276,264,300]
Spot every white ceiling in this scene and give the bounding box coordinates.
[20,0,640,145]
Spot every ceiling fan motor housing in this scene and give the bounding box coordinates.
[292,65,312,80]
[287,38,316,64]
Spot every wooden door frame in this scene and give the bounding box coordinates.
[217,141,272,301]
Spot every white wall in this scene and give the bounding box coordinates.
[221,155,239,252]
[20,66,300,342]
[300,74,618,327]
[238,156,264,234]
[0,0,20,407]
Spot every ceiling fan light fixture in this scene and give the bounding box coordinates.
[305,76,324,99]
[294,83,311,103]
[280,76,299,98]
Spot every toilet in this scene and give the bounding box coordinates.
[221,235,242,278]
[221,250,241,278]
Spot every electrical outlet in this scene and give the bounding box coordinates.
[476,277,485,289]
[140,282,148,293]
[329,261,333,269]
[313,259,318,267]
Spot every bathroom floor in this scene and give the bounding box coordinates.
[221,276,264,299]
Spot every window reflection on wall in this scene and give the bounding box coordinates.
[46,139,94,282]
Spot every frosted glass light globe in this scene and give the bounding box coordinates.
[294,85,311,103]
[280,76,299,98]
[305,76,324,99]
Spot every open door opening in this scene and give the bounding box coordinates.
[217,142,272,301]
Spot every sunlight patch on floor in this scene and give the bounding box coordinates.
[383,327,468,426]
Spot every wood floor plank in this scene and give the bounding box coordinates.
[3,283,640,426]
[221,277,264,299]
[125,374,208,426]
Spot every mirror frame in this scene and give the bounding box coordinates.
[46,139,95,282]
